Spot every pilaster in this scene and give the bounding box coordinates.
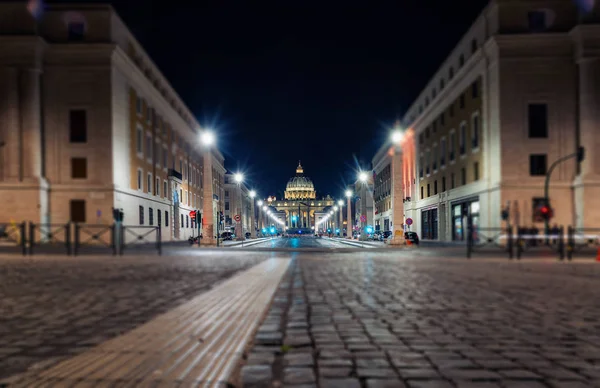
[390,149,406,245]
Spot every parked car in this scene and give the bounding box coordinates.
[404,231,420,245]
[221,232,234,241]
[188,235,202,244]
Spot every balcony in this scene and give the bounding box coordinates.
[168,169,182,181]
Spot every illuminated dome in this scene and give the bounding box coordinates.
[285,162,316,200]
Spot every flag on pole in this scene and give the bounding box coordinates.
[27,0,45,20]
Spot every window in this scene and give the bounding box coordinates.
[419,156,424,178]
[163,181,168,198]
[530,154,547,176]
[427,184,430,197]
[474,162,480,181]
[432,121,437,133]
[449,103,454,117]
[440,78,445,90]
[137,169,143,190]
[420,186,424,200]
[180,189,183,203]
[69,110,87,143]
[528,104,548,138]
[471,39,478,54]
[472,115,480,149]
[136,125,143,154]
[471,81,479,98]
[185,190,188,205]
[147,173,152,193]
[67,22,85,41]
[449,67,454,79]
[440,113,445,126]
[440,138,446,167]
[181,214,184,228]
[461,168,466,185]
[157,210,161,227]
[186,215,189,228]
[146,135,152,160]
[225,190,229,198]
[460,94,465,109]
[71,158,87,179]
[155,142,160,166]
[149,208,154,226]
[459,54,465,67]
[425,150,430,175]
[432,145,437,171]
[442,176,446,192]
[156,178,160,196]
[70,200,86,223]
[425,128,430,139]
[528,11,547,32]
[165,211,169,227]
[449,132,456,161]
[225,202,230,210]
[451,173,456,189]
[139,205,144,225]
[459,123,466,155]
[434,180,438,195]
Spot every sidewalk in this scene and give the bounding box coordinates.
[222,237,273,248]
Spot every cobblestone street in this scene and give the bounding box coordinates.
[0,253,265,380]
[241,253,600,388]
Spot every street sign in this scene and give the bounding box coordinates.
[189,210,196,220]
[234,214,241,222]
[406,217,413,226]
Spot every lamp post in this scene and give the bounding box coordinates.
[234,173,244,241]
[390,128,406,245]
[257,200,264,234]
[333,205,339,235]
[200,130,216,246]
[249,190,257,238]
[337,199,344,237]
[345,189,352,238]
[358,171,368,241]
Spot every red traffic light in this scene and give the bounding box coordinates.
[541,206,549,214]
[189,210,196,220]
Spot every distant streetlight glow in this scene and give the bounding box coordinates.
[257,200,263,206]
[345,190,352,198]
[234,173,244,183]
[201,130,215,146]
[337,199,344,207]
[358,171,368,182]
[262,205,267,211]
[249,190,256,198]
[333,206,338,211]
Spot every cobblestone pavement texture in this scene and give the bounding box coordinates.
[0,253,265,379]
[241,253,600,388]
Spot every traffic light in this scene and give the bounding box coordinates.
[535,204,553,222]
[219,211,225,222]
[501,208,509,221]
[112,208,124,222]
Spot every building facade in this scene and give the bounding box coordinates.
[267,163,335,231]
[398,0,600,241]
[0,3,226,241]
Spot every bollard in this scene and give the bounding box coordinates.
[558,225,565,261]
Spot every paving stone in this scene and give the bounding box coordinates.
[318,359,353,368]
[255,332,283,345]
[406,380,454,388]
[319,349,352,359]
[283,368,316,385]
[442,369,502,380]
[499,369,543,379]
[355,358,391,368]
[284,335,312,347]
[241,365,273,387]
[319,378,361,388]
[366,379,407,388]
[284,353,314,367]
[318,368,352,378]
[357,368,398,378]
[246,352,276,365]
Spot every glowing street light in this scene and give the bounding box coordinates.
[391,129,403,144]
[234,173,244,183]
[249,190,256,198]
[337,199,344,207]
[201,130,215,146]
[345,190,352,198]
[262,205,267,211]
[257,200,263,206]
[333,206,338,211]
[358,171,368,183]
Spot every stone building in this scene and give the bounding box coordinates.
[399,0,600,241]
[0,3,226,242]
[224,173,253,237]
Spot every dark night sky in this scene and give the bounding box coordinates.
[52,0,488,199]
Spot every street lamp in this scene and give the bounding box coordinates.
[391,129,403,144]
[200,129,217,246]
[249,190,257,238]
[358,171,368,182]
[345,190,352,238]
[357,172,369,240]
[234,173,244,241]
[337,199,344,237]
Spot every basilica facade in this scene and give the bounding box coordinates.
[267,163,335,231]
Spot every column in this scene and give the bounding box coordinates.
[19,68,43,181]
[250,200,256,238]
[339,206,343,236]
[0,67,21,181]
[573,25,600,228]
[346,195,352,238]
[201,153,216,245]
[390,147,406,245]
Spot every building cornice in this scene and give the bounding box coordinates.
[570,24,600,61]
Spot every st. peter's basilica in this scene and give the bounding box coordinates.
[266,163,335,231]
